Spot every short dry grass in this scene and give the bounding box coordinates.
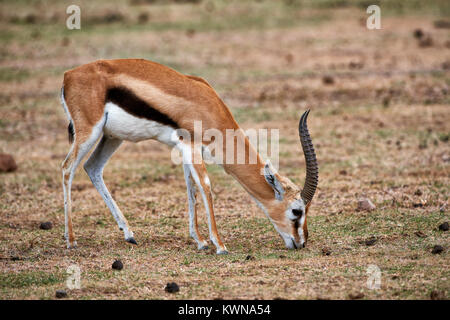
[0,0,449,299]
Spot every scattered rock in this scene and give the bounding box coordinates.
[412,200,426,208]
[348,61,363,69]
[442,61,450,71]
[165,282,179,293]
[61,37,70,47]
[186,28,196,38]
[348,292,364,300]
[414,189,423,196]
[364,236,377,246]
[414,231,427,238]
[339,169,347,175]
[285,53,294,64]
[0,154,18,173]
[433,20,450,29]
[137,12,150,24]
[430,290,446,300]
[438,222,449,231]
[278,255,286,259]
[245,255,255,261]
[431,245,444,254]
[112,260,123,270]
[322,75,334,85]
[39,222,53,230]
[413,29,423,39]
[439,205,446,213]
[55,290,67,298]
[321,247,331,256]
[357,198,376,212]
[418,34,433,47]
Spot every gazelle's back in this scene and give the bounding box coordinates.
[63,59,238,138]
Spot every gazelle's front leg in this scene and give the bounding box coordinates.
[183,164,209,250]
[180,144,228,254]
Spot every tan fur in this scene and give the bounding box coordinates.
[62,59,307,249]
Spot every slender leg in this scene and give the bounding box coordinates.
[183,164,208,250]
[83,136,136,244]
[180,144,227,254]
[62,129,103,248]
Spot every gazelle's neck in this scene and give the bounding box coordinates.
[221,129,275,205]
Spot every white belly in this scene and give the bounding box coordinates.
[103,102,177,145]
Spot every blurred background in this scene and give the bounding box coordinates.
[0,0,449,299]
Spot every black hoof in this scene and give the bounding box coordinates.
[126,237,138,245]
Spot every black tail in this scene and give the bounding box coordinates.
[68,121,74,144]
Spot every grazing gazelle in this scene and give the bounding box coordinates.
[60,59,318,254]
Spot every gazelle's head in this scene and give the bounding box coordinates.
[263,110,318,249]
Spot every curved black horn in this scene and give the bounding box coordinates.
[299,110,318,204]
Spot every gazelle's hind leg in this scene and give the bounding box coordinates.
[84,136,136,244]
[183,164,208,250]
[62,118,105,248]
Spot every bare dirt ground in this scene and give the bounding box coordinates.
[0,0,449,299]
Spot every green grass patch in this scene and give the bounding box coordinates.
[0,271,64,289]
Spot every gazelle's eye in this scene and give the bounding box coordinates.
[292,209,303,217]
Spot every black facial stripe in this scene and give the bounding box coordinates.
[105,86,179,128]
[292,209,303,217]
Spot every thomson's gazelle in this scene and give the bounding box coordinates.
[60,59,318,254]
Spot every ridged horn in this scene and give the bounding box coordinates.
[299,110,318,204]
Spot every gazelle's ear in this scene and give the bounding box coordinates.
[264,162,284,201]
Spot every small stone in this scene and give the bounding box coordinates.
[438,222,449,231]
[55,290,67,298]
[357,198,376,211]
[430,290,446,300]
[348,292,364,300]
[412,200,426,208]
[413,29,424,39]
[414,231,427,238]
[418,35,433,47]
[321,247,331,256]
[364,236,377,246]
[137,12,150,24]
[439,206,446,213]
[0,153,17,173]
[165,282,179,293]
[339,169,347,175]
[433,20,450,29]
[431,245,444,254]
[112,260,123,270]
[414,189,423,196]
[39,222,53,230]
[322,75,334,85]
[245,255,255,261]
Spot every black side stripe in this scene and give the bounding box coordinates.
[105,86,179,128]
